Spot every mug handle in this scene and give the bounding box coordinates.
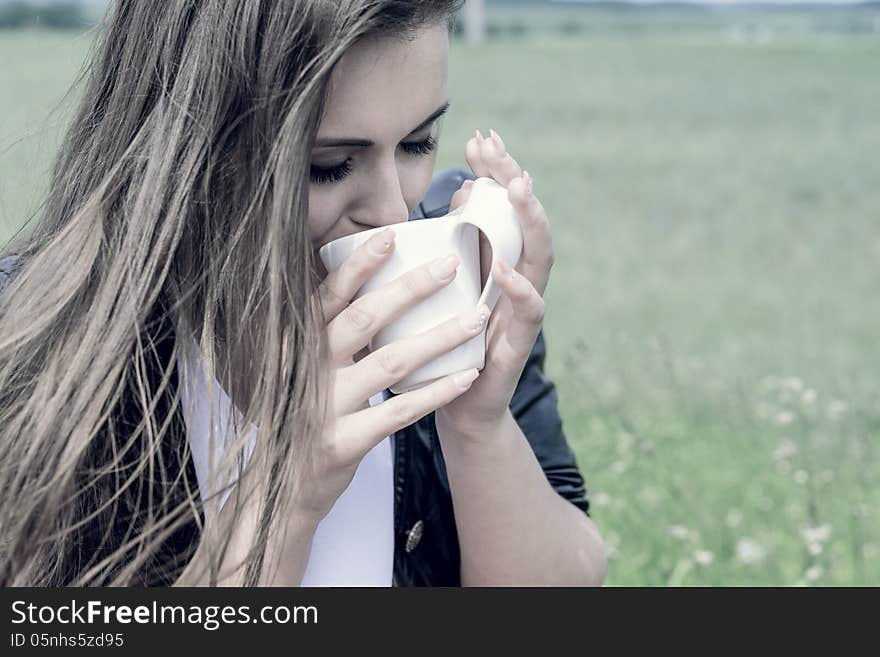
[456,177,524,311]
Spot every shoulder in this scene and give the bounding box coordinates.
[409,168,476,221]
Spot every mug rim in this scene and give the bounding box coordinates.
[317,207,463,268]
[316,188,478,269]
[317,219,410,270]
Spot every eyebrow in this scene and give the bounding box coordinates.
[314,100,451,148]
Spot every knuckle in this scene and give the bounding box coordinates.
[529,297,546,325]
[341,251,376,286]
[344,302,373,331]
[320,436,346,465]
[391,400,419,428]
[320,281,345,307]
[376,346,407,380]
[352,252,377,278]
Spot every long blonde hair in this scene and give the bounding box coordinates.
[0,0,462,586]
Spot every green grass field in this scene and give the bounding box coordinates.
[2,11,878,585]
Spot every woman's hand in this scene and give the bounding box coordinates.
[291,229,493,523]
[435,129,554,437]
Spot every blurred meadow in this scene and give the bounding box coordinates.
[2,1,879,585]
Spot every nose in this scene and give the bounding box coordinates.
[356,161,410,228]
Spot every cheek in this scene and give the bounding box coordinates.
[400,154,438,210]
[307,186,342,244]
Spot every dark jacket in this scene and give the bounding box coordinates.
[393,168,590,586]
[0,168,590,586]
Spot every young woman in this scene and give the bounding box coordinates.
[0,0,606,586]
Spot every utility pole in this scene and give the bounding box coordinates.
[464,0,486,45]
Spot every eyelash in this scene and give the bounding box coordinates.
[309,135,437,185]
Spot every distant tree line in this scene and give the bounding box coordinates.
[0,1,89,30]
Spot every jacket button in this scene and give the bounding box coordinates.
[405,520,424,553]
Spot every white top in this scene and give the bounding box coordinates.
[176,336,395,586]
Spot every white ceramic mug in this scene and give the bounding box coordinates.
[318,177,523,394]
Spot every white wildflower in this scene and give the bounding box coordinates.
[801,525,832,545]
[604,531,620,560]
[828,400,848,420]
[611,460,628,476]
[773,440,798,461]
[668,525,692,541]
[793,470,809,485]
[800,389,817,407]
[774,411,795,426]
[800,524,831,557]
[783,377,804,393]
[593,491,611,508]
[805,566,823,582]
[736,538,766,565]
[694,550,715,566]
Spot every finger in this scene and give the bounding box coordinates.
[465,129,491,178]
[507,172,553,296]
[318,228,396,322]
[480,129,524,187]
[334,302,491,412]
[491,256,546,360]
[326,253,461,362]
[449,179,474,211]
[334,368,480,461]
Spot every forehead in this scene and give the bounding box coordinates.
[319,24,449,137]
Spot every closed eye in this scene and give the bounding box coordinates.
[400,134,436,157]
[309,135,437,186]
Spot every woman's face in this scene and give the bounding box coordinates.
[308,23,449,261]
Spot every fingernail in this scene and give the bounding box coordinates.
[430,254,460,281]
[523,170,533,196]
[475,129,484,140]
[460,303,491,333]
[453,368,479,389]
[496,257,516,280]
[369,228,395,255]
[489,129,505,152]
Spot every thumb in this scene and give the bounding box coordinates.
[449,179,474,211]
